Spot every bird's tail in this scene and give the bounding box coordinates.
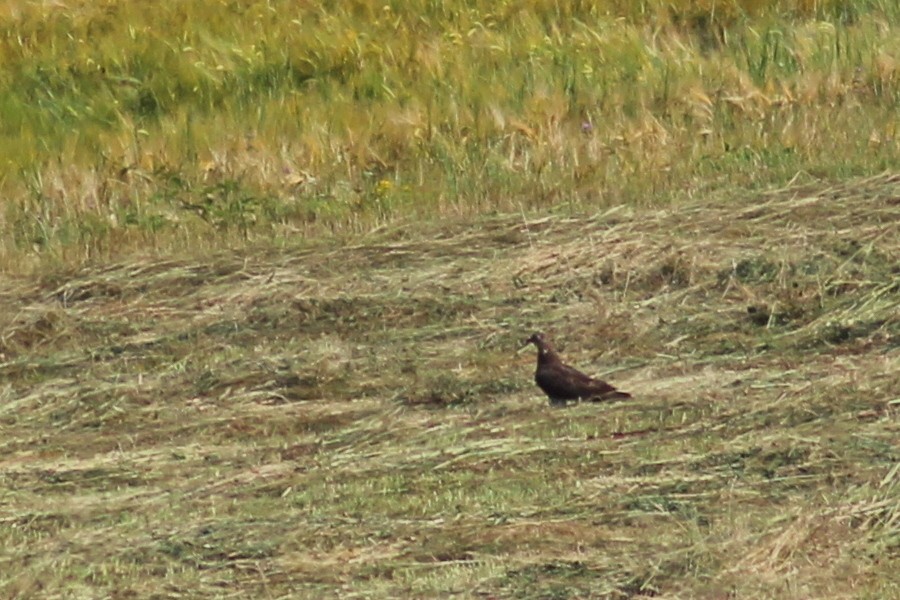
[590,390,631,402]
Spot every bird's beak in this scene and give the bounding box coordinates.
[516,340,532,354]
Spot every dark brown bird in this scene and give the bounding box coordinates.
[523,332,631,406]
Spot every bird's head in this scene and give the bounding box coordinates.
[520,332,559,362]
[523,332,545,347]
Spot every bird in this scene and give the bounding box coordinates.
[523,332,631,406]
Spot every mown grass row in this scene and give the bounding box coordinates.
[1,1,898,270]
[1,174,896,597]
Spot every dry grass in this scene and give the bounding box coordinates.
[1,173,897,598]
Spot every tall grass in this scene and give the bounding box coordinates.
[0,1,898,269]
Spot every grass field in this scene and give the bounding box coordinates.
[1,1,899,269]
[1,1,899,598]
[1,173,897,597]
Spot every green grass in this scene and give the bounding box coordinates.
[1,173,897,598]
[0,1,899,269]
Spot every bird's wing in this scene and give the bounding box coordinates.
[557,363,600,384]
[537,363,616,400]
[584,378,619,397]
[562,364,619,394]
